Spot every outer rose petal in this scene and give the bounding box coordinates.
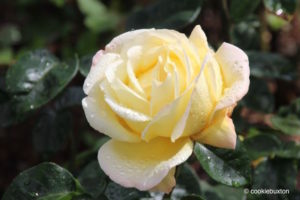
[82,95,140,142]
[150,168,176,193]
[105,29,153,53]
[215,43,250,111]
[98,138,193,191]
[192,109,236,149]
[83,53,121,95]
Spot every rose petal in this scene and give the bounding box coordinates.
[98,138,193,191]
[82,95,140,142]
[192,109,236,149]
[150,168,176,193]
[106,29,153,53]
[83,53,121,95]
[215,43,250,111]
[189,25,209,59]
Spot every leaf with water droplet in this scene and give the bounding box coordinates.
[2,162,87,200]
[5,50,78,114]
[194,138,251,187]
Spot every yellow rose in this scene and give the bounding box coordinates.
[82,25,250,193]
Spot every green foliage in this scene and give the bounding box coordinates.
[194,139,251,187]
[77,0,119,33]
[270,98,300,135]
[2,163,86,200]
[263,0,298,14]
[229,0,261,22]
[127,0,203,30]
[5,50,78,113]
[247,51,296,80]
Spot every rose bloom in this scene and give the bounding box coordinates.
[82,25,250,193]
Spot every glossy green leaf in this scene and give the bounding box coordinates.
[78,161,107,198]
[194,139,251,187]
[200,181,245,200]
[2,162,85,200]
[244,132,300,159]
[5,50,78,113]
[263,0,297,14]
[249,159,297,199]
[229,0,261,22]
[126,0,203,30]
[247,51,296,80]
[54,87,85,110]
[32,110,72,154]
[171,164,201,199]
[78,55,92,77]
[104,182,149,200]
[244,133,281,160]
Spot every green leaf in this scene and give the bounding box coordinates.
[242,77,274,112]
[0,48,13,64]
[244,132,300,159]
[2,162,85,200]
[54,87,85,110]
[271,115,300,135]
[266,13,289,30]
[230,16,261,50]
[5,50,78,113]
[104,182,149,200]
[244,133,281,160]
[171,164,201,199]
[126,0,203,30]
[263,0,297,14]
[77,0,119,33]
[0,24,21,46]
[79,55,92,77]
[32,110,72,154]
[200,181,245,200]
[194,139,251,187]
[229,0,261,22]
[270,98,300,135]
[78,161,107,198]
[247,51,296,80]
[249,159,297,199]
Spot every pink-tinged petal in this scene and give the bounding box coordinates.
[98,138,193,191]
[215,43,250,111]
[92,50,104,66]
[83,53,121,95]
